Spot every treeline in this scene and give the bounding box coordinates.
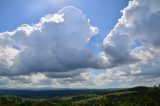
[0,85,159,106]
[73,85,160,106]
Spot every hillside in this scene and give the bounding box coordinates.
[0,85,159,106]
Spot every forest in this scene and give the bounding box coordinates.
[0,85,160,106]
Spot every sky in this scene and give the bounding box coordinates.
[0,0,160,89]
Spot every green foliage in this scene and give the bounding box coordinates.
[0,85,159,106]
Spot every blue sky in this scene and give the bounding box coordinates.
[0,0,128,52]
[0,0,128,32]
[0,0,160,89]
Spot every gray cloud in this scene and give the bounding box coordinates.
[0,6,104,77]
[98,0,160,87]
[134,11,160,47]
[102,0,160,66]
[45,69,87,78]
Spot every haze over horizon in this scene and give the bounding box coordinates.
[0,0,160,89]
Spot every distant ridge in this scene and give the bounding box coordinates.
[0,86,149,99]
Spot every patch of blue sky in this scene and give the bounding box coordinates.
[0,0,128,54]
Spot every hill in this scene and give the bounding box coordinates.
[0,85,159,106]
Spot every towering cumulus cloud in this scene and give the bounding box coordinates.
[99,0,160,87]
[0,6,101,76]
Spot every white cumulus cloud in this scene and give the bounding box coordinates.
[0,6,104,77]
